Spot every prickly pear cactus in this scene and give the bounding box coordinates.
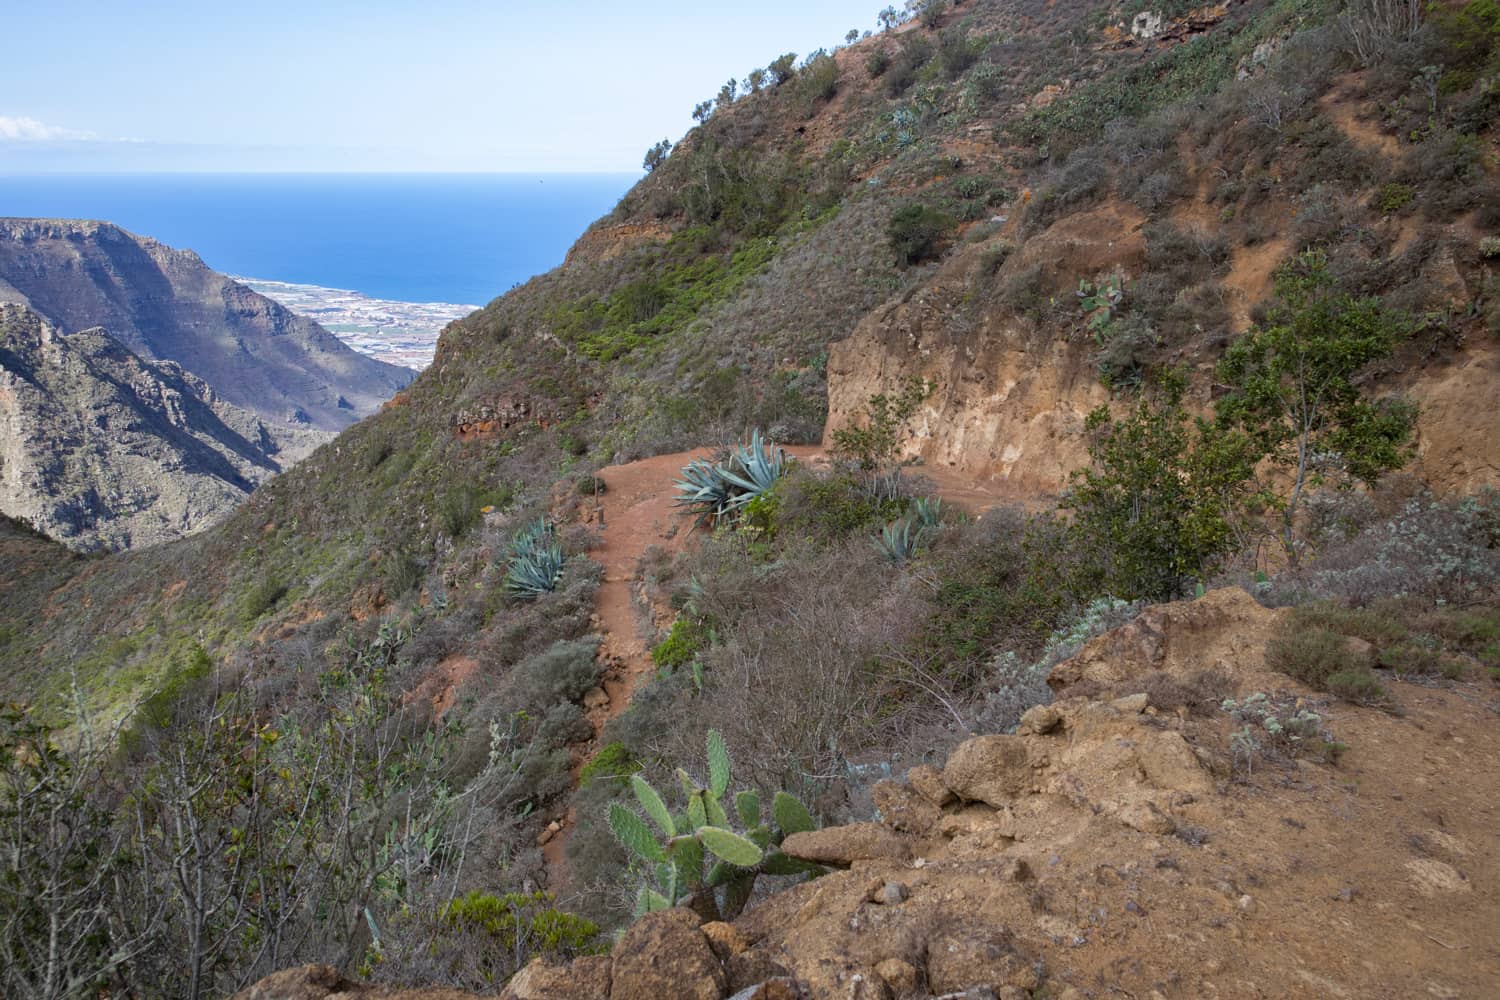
[606,728,823,920]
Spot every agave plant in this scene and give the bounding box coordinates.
[911,496,943,530]
[673,429,789,526]
[873,517,923,564]
[504,519,564,598]
[607,729,821,922]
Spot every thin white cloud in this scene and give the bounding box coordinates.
[0,115,97,142]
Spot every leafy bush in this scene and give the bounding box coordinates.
[886,203,955,267]
[885,36,934,97]
[1063,373,1266,602]
[579,742,641,788]
[1217,251,1415,565]
[1373,181,1416,213]
[1265,625,1387,703]
[938,25,979,78]
[506,638,603,711]
[796,49,840,113]
[652,616,710,669]
[830,377,930,500]
[443,891,603,956]
[768,52,798,84]
[240,574,288,624]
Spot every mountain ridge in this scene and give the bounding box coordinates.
[0,302,328,550]
[0,217,414,431]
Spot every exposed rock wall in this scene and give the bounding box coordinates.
[826,206,1144,496]
[825,205,1500,499]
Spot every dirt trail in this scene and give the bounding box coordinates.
[541,445,1018,887]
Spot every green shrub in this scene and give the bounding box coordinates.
[773,469,905,540]
[1289,601,1409,647]
[385,549,424,596]
[652,616,710,669]
[866,48,892,77]
[579,742,641,788]
[937,25,979,78]
[1378,640,1462,678]
[443,890,603,956]
[1266,625,1388,703]
[438,485,484,538]
[1373,182,1416,214]
[885,37,934,97]
[796,49,840,113]
[768,52,798,85]
[887,203,955,267]
[240,574,288,624]
[1063,373,1266,602]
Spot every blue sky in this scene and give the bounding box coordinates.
[1,0,884,173]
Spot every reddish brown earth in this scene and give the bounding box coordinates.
[541,446,1019,882]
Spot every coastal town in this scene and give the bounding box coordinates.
[241,276,475,370]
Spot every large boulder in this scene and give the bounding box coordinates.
[609,908,727,1000]
[502,955,611,999]
[1048,587,1289,696]
[781,823,912,866]
[941,735,1033,807]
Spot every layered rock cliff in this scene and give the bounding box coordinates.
[0,303,325,550]
[0,218,413,432]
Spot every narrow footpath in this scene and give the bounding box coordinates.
[540,446,1014,888]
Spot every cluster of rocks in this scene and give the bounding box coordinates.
[503,689,1220,1000]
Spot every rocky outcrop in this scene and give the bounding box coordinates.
[237,589,1500,999]
[0,218,412,432]
[825,204,1143,496]
[1046,586,1292,696]
[0,303,323,550]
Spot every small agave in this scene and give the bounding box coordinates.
[673,429,789,526]
[505,519,564,598]
[873,518,921,564]
[911,496,943,530]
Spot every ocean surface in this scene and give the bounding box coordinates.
[0,173,636,305]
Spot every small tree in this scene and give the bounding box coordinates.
[831,376,931,500]
[846,28,862,44]
[768,52,798,84]
[745,67,768,93]
[716,77,738,106]
[878,5,902,31]
[887,203,954,266]
[642,139,671,173]
[692,100,714,124]
[1216,251,1415,565]
[1064,372,1268,602]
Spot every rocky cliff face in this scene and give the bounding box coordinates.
[0,303,326,551]
[0,218,413,432]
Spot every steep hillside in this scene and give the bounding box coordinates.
[0,218,413,431]
[0,303,326,551]
[246,589,1500,999]
[2,0,1499,996]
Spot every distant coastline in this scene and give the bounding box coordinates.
[0,172,634,304]
[239,277,475,371]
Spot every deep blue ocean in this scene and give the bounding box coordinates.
[0,173,636,305]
